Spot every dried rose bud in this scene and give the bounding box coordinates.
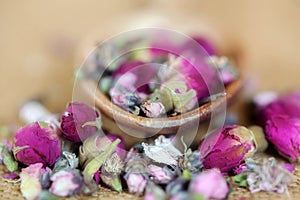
[255,91,300,125]
[100,152,125,192]
[265,115,300,162]
[188,169,229,200]
[20,163,44,200]
[171,56,218,100]
[141,100,166,118]
[97,135,126,192]
[61,102,101,142]
[126,173,147,195]
[124,145,148,195]
[112,61,156,94]
[49,170,84,197]
[150,35,216,58]
[198,125,266,174]
[144,80,197,114]
[14,122,61,167]
[147,164,174,184]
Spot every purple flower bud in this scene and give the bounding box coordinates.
[199,125,260,174]
[255,91,300,126]
[14,122,61,167]
[265,115,300,162]
[124,145,148,195]
[147,164,173,184]
[171,56,218,100]
[61,102,100,142]
[141,100,166,118]
[113,61,156,94]
[188,169,229,199]
[126,173,147,195]
[149,35,216,58]
[49,170,83,197]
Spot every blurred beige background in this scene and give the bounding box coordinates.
[1,0,300,123]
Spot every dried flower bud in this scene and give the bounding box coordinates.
[49,170,84,197]
[147,164,173,184]
[14,122,61,167]
[81,138,121,177]
[20,163,43,200]
[265,115,300,162]
[61,102,101,142]
[126,173,147,195]
[255,91,300,125]
[247,158,293,193]
[199,125,262,174]
[112,61,156,94]
[79,133,126,168]
[141,100,166,118]
[188,169,229,200]
[109,83,141,115]
[124,145,149,195]
[149,35,216,58]
[100,152,125,192]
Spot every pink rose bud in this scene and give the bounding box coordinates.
[199,125,266,174]
[147,164,173,184]
[49,170,83,197]
[126,173,147,195]
[141,100,166,118]
[112,61,156,94]
[188,169,229,200]
[150,35,216,58]
[255,91,300,126]
[265,115,300,162]
[61,102,101,142]
[14,122,61,167]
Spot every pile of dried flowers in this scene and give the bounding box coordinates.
[81,34,238,117]
[0,34,299,200]
[0,91,299,200]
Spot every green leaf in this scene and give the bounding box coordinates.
[233,173,248,187]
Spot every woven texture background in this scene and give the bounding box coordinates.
[0,153,299,200]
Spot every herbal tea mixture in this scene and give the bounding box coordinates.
[0,34,299,200]
[0,90,299,200]
[80,34,238,117]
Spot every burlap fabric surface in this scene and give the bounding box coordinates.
[0,153,299,200]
